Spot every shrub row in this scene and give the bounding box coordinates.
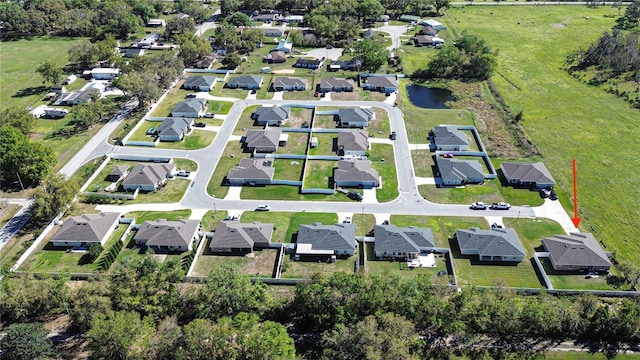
[97,240,124,271]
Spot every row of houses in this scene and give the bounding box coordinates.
[50,212,612,274]
[249,105,374,129]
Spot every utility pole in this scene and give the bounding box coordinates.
[16,172,24,191]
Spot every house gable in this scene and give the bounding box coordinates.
[542,232,611,270]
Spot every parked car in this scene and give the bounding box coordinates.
[343,217,351,223]
[255,205,270,211]
[203,113,214,118]
[186,93,197,98]
[193,122,206,128]
[251,89,257,94]
[491,202,511,210]
[549,190,558,201]
[176,170,191,177]
[470,202,488,210]
[389,131,397,140]
[382,220,390,225]
[348,191,363,201]
[491,223,503,229]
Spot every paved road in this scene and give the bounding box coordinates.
[0,200,33,251]
[97,98,540,223]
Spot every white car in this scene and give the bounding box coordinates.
[491,202,511,210]
[255,205,270,211]
[343,217,352,223]
[470,202,488,210]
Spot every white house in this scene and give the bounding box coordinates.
[91,68,120,80]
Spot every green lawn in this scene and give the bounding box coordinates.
[24,223,128,273]
[233,105,261,135]
[307,133,336,156]
[85,160,139,193]
[0,36,80,110]
[273,158,304,181]
[151,81,191,117]
[280,252,357,279]
[207,100,233,114]
[419,177,544,207]
[276,132,308,155]
[206,142,241,199]
[365,243,450,283]
[124,209,192,223]
[127,120,161,142]
[174,159,198,172]
[127,179,190,204]
[369,143,399,203]
[447,6,640,263]
[211,79,251,99]
[303,160,334,189]
[199,210,230,232]
[154,130,216,150]
[312,113,336,129]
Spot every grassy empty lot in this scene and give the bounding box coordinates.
[211,80,250,99]
[206,142,241,199]
[151,81,191,117]
[312,114,336,129]
[124,210,192,223]
[419,177,544,207]
[447,6,640,263]
[154,130,216,150]
[0,37,79,110]
[192,246,277,278]
[369,143,399,203]
[207,101,233,114]
[238,211,337,243]
[389,215,489,248]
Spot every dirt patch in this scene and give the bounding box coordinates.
[550,16,570,28]
[272,69,296,74]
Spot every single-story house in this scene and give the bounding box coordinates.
[122,47,146,58]
[282,15,303,23]
[227,158,275,186]
[244,129,284,153]
[436,158,485,186]
[91,68,120,80]
[430,125,470,151]
[541,233,612,273]
[195,55,216,69]
[226,75,264,90]
[134,219,200,253]
[363,29,378,38]
[252,13,280,22]
[374,224,435,260]
[361,76,398,93]
[319,78,355,93]
[170,98,207,118]
[251,106,290,126]
[414,35,434,47]
[138,33,161,48]
[210,221,274,254]
[59,88,101,105]
[399,14,421,23]
[175,13,190,20]
[263,28,284,36]
[455,227,526,263]
[108,165,129,182]
[421,19,446,30]
[327,59,361,72]
[274,39,293,53]
[147,18,166,27]
[265,50,286,64]
[295,222,356,260]
[50,212,120,247]
[156,117,193,142]
[337,130,369,156]
[122,162,176,191]
[272,77,308,91]
[183,76,217,91]
[294,58,324,69]
[501,162,555,190]
[422,25,438,36]
[334,160,379,189]
[336,107,375,128]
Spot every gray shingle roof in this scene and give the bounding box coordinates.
[272,77,308,88]
[171,98,206,115]
[297,223,356,252]
[245,129,282,149]
[122,163,175,188]
[210,221,274,249]
[337,130,368,153]
[338,108,374,123]
[228,158,275,180]
[432,126,469,147]
[156,118,192,137]
[542,233,611,268]
[51,212,120,243]
[365,76,398,88]
[501,162,555,186]
[437,158,484,183]
[227,75,263,87]
[374,225,435,253]
[455,227,525,258]
[134,219,200,248]
[334,160,379,182]
[253,106,290,123]
[320,78,355,90]
[268,50,286,62]
[109,165,129,178]
[183,75,216,89]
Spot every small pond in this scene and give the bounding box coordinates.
[406,85,455,109]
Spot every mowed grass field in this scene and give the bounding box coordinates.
[446,6,640,263]
[0,37,78,110]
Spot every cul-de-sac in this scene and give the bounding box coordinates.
[1,0,639,358]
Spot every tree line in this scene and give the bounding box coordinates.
[1,258,639,359]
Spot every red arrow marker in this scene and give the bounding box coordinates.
[571,159,581,228]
